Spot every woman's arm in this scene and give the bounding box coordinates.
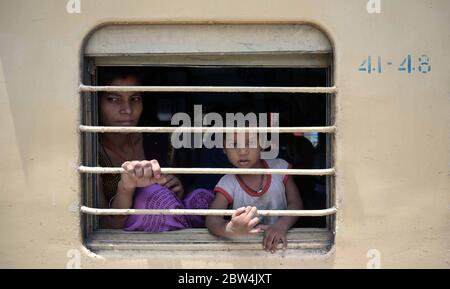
[100,159,164,228]
[206,194,262,238]
[105,180,135,228]
[98,177,130,229]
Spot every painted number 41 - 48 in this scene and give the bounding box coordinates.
[359,55,431,74]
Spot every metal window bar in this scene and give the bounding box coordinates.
[79,84,337,217]
[79,166,335,176]
[79,125,336,133]
[80,84,337,94]
[81,206,337,217]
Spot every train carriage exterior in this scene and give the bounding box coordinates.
[0,0,449,268]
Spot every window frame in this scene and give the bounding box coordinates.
[80,24,336,255]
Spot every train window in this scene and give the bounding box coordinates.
[80,24,336,255]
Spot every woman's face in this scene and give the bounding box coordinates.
[99,76,143,126]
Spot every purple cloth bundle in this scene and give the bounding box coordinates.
[123,184,214,232]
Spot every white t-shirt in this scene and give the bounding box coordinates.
[214,158,292,225]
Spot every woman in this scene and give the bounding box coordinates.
[97,69,213,231]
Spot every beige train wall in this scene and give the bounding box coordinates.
[0,0,449,268]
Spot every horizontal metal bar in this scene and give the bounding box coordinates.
[80,206,337,217]
[78,166,335,176]
[80,84,337,94]
[79,125,336,133]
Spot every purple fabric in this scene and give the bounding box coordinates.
[182,188,215,228]
[123,184,214,232]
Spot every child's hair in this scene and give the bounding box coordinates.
[217,103,274,150]
[218,103,260,124]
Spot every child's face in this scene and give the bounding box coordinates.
[224,133,261,168]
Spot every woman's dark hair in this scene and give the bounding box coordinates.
[97,67,144,86]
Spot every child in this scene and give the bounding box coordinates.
[206,132,303,253]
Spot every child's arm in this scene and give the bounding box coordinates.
[260,177,303,252]
[206,194,262,238]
